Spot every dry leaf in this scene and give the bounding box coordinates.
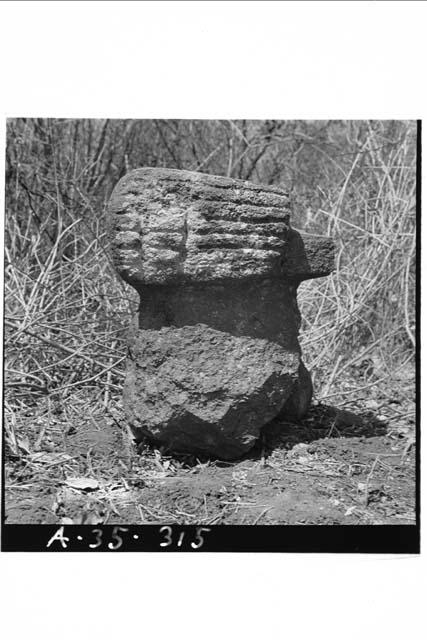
[64,477,99,491]
[17,436,31,454]
[365,399,380,410]
[30,452,72,465]
[79,511,104,525]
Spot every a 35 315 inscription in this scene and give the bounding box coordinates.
[46,525,212,551]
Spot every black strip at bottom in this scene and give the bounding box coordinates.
[1,524,419,553]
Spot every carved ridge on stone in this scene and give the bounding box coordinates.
[108,167,292,287]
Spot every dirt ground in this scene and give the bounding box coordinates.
[4,391,416,526]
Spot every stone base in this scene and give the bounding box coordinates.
[123,325,304,460]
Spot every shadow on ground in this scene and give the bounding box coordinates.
[155,403,388,467]
[259,403,388,457]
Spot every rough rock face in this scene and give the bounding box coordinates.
[124,325,300,460]
[108,168,334,459]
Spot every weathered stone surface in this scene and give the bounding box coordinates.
[107,168,335,459]
[279,361,314,421]
[283,229,335,282]
[108,167,334,287]
[124,325,301,460]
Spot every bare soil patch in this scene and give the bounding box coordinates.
[5,396,416,526]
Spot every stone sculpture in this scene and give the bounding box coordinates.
[108,168,334,459]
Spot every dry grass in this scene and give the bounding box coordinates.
[3,119,417,524]
[297,122,416,409]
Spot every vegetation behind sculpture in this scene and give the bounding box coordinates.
[5,119,415,414]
